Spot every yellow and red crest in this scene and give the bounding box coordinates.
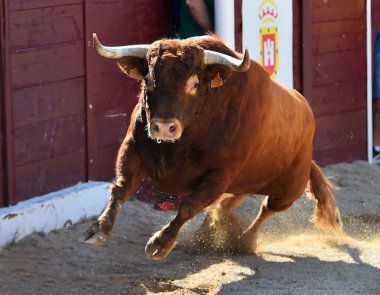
[259,0,279,79]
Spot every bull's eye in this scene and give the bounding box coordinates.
[185,74,199,95]
[144,75,155,92]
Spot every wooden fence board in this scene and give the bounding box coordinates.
[312,79,366,117]
[86,60,137,148]
[5,0,87,205]
[312,19,365,55]
[9,0,82,11]
[313,142,367,166]
[87,144,119,181]
[88,1,172,43]
[0,0,371,207]
[14,114,85,166]
[86,58,139,104]
[0,133,4,206]
[9,4,83,49]
[15,151,86,202]
[92,111,130,148]
[85,0,172,181]
[310,0,367,166]
[234,0,242,52]
[292,0,302,92]
[11,41,84,89]
[13,78,85,128]
[314,110,367,151]
[313,49,366,86]
[0,1,5,206]
[312,0,365,23]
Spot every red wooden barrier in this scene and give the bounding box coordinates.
[0,0,375,207]
[0,2,5,207]
[311,0,367,165]
[85,0,172,181]
[5,0,86,204]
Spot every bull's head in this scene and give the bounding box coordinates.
[93,33,250,143]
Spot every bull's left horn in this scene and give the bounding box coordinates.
[93,33,149,59]
[203,48,250,72]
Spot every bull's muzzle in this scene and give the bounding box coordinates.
[149,118,183,142]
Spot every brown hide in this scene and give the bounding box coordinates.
[122,36,314,204]
[83,35,340,260]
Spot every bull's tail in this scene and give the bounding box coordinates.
[309,161,343,231]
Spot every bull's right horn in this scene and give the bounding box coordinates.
[203,48,250,72]
[93,33,149,59]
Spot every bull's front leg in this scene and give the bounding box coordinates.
[81,138,145,245]
[145,172,229,260]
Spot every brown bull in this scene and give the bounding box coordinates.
[82,34,341,260]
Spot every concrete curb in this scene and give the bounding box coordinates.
[0,182,110,248]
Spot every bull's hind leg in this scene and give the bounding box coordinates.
[237,196,273,253]
[239,156,312,253]
[81,139,145,245]
[238,191,307,253]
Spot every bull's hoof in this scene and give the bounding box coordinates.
[145,230,177,260]
[79,224,109,246]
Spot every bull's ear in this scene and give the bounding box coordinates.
[117,57,148,80]
[206,65,232,88]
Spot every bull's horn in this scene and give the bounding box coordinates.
[93,33,149,59]
[203,48,250,72]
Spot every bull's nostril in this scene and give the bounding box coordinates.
[169,125,176,134]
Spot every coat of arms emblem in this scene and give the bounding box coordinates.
[259,0,279,78]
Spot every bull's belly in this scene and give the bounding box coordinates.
[226,181,269,196]
[148,165,270,197]
[141,140,312,198]
[147,168,203,197]
[226,150,311,195]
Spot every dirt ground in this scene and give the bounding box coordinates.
[0,160,379,295]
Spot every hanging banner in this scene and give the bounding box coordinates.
[242,0,293,88]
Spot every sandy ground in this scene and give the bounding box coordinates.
[0,160,379,295]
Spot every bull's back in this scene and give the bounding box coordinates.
[229,78,315,193]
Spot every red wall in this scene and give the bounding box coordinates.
[292,0,302,92]
[311,0,367,165]
[0,6,4,207]
[4,0,86,204]
[0,0,372,207]
[85,0,172,181]
[2,0,172,205]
